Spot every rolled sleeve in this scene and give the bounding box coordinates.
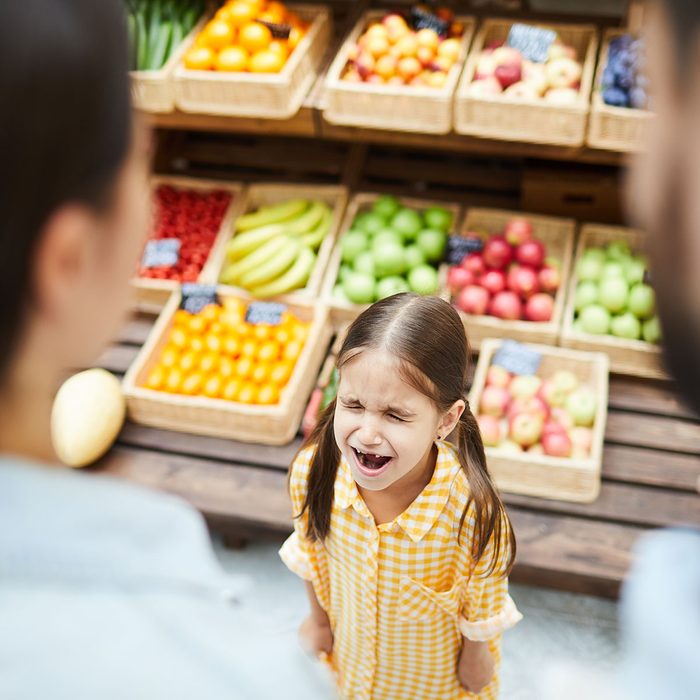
[459,577,522,641]
[279,530,313,581]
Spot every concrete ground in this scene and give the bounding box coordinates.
[215,537,621,699]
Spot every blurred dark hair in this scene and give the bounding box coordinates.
[0,0,132,380]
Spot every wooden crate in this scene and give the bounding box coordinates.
[122,290,332,445]
[454,19,598,146]
[173,5,331,118]
[587,28,654,153]
[130,15,208,114]
[131,176,245,313]
[322,11,475,134]
[322,192,462,325]
[560,223,666,378]
[469,338,609,503]
[441,207,576,349]
[205,183,349,302]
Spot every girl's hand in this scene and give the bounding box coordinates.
[299,614,334,657]
[457,639,495,694]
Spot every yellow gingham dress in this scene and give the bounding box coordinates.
[280,441,522,700]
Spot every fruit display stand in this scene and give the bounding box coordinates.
[587,28,654,152]
[454,19,598,146]
[131,175,245,312]
[442,207,576,349]
[207,182,348,300]
[173,4,332,118]
[122,289,332,445]
[322,192,462,324]
[469,339,609,503]
[560,223,665,378]
[322,10,475,134]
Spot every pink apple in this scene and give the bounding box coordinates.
[542,430,572,458]
[538,265,561,294]
[481,269,507,295]
[508,395,549,423]
[551,407,574,431]
[486,365,512,389]
[538,379,568,408]
[504,81,538,99]
[457,285,490,315]
[355,52,375,80]
[447,266,475,292]
[495,63,522,90]
[486,40,504,51]
[480,385,510,418]
[552,370,579,395]
[525,293,554,322]
[546,57,582,89]
[488,291,522,320]
[509,412,544,448]
[507,265,540,300]
[516,239,546,268]
[521,60,549,96]
[482,236,513,270]
[542,419,567,439]
[475,52,497,79]
[492,46,523,68]
[509,375,542,400]
[467,77,503,97]
[476,414,502,447]
[461,252,486,277]
[503,218,533,246]
[569,426,593,453]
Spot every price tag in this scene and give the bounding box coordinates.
[410,7,449,36]
[447,235,484,265]
[506,23,557,63]
[180,284,219,315]
[142,238,180,268]
[492,340,542,376]
[245,301,287,326]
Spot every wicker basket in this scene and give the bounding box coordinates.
[322,11,475,134]
[205,183,349,302]
[322,192,462,325]
[173,5,331,118]
[131,176,245,313]
[559,223,666,378]
[469,338,609,503]
[587,28,654,152]
[454,19,598,146]
[122,290,332,445]
[440,207,576,349]
[130,15,208,114]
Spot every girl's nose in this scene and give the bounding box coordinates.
[357,417,382,446]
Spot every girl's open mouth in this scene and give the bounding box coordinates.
[351,447,393,478]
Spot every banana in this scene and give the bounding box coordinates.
[225,223,288,262]
[300,207,332,250]
[285,201,329,236]
[249,247,316,299]
[235,199,309,232]
[220,235,290,285]
[238,237,301,289]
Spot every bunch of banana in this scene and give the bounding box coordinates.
[220,198,332,299]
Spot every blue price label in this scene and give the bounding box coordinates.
[506,23,557,64]
[492,340,542,376]
[447,235,484,265]
[142,238,180,268]
[245,301,287,326]
[410,7,449,36]
[180,284,219,315]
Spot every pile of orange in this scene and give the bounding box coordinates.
[144,298,309,405]
[183,0,307,74]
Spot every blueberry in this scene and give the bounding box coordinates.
[602,66,616,88]
[603,86,630,108]
[613,63,634,90]
[629,86,648,109]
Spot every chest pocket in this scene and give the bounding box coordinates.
[398,575,465,621]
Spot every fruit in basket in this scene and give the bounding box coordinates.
[480,385,510,418]
[344,271,376,304]
[489,291,522,320]
[611,312,641,340]
[601,34,649,110]
[598,277,628,314]
[482,236,512,269]
[377,276,410,299]
[565,388,597,427]
[579,304,611,335]
[510,375,542,401]
[516,239,546,268]
[509,412,544,448]
[507,265,539,299]
[541,429,572,458]
[486,365,512,389]
[408,265,439,295]
[524,293,554,322]
[457,285,489,315]
[642,316,662,344]
[477,414,502,447]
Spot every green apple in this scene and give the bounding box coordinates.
[423,206,453,232]
[408,264,439,295]
[417,228,447,263]
[405,244,427,270]
[566,388,597,427]
[343,271,376,304]
[579,304,611,335]
[374,243,406,278]
[642,316,662,344]
[372,195,401,220]
[355,212,386,236]
[377,276,410,299]
[341,230,369,264]
[602,261,626,279]
[606,240,632,261]
[391,208,423,240]
[576,256,604,282]
[373,229,404,250]
[572,319,586,334]
[574,281,598,311]
[599,277,629,313]
[611,312,642,340]
[333,284,350,303]
[338,263,352,283]
[628,283,656,320]
[354,251,376,277]
[624,256,646,286]
[583,247,606,264]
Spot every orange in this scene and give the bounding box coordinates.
[235,357,254,380]
[239,21,272,54]
[267,39,289,60]
[179,350,198,373]
[292,324,309,342]
[203,375,223,399]
[215,6,234,22]
[219,357,236,379]
[258,9,284,25]
[223,335,242,357]
[241,339,258,359]
[249,49,284,73]
[269,360,294,386]
[145,366,165,391]
[199,352,219,374]
[169,327,188,349]
[283,339,303,362]
[203,20,235,50]
[238,0,267,13]
[251,324,272,342]
[288,26,304,50]
[181,372,204,396]
[161,346,180,369]
[216,46,249,72]
[190,336,205,354]
[257,384,280,405]
[204,333,222,354]
[250,362,271,384]
[173,309,191,327]
[222,377,243,401]
[209,322,225,336]
[184,46,215,71]
[164,368,183,393]
[188,315,207,334]
[227,1,257,28]
[266,2,288,20]
[274,327,292,345]
[236,382,258,404]
[258,339,280,363]
[200,304,221,324]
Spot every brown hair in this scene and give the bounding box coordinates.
[295,293,515,577]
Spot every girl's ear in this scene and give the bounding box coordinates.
[437,399,466,440]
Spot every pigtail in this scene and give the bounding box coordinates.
[291,398,341,542]
[456,403,516,578]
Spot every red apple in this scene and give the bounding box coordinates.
[542,430,573,458]
[492,46,522,68]
[525,293,554,322]
[486,365,512,389]
[503,218,533,246]
[480,385,510,418]
[509,412,544,448]
[488,291,522,320]
[495,63,522,89]
[481,269,507,295]
[542,419,567,439]
[457,285,490,315]
[476,414,502,447]
[447,266,475,292]
[461,252,486,277]
[538,265,561,294]
[482,236,513,270]
[516,239,546,268]
[507,265,540,300]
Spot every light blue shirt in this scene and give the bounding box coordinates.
[0,458,334,699]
